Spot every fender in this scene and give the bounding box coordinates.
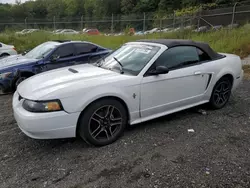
[60,85,141,122]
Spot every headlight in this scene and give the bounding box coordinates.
[0,72,12,79]
[22,99,63,113]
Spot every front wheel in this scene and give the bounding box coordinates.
[0,84,4,95]
[15,76,28,89]
[209,77,232,109]
[78,99,127,146]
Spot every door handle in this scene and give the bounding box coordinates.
[194,71,202,75]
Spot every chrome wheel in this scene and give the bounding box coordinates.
[89,105,122,142]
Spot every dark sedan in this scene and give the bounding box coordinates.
[0,40,111,94]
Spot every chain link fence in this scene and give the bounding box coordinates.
[1,3,250,33]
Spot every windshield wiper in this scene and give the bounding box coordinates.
[113,57,124,74]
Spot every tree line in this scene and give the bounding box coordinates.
[0,0,245,21]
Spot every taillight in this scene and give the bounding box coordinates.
[13,47,16,51]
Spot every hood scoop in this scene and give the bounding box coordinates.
[68,68,78,73]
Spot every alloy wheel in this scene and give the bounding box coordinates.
[213,80,231,106]
[89,105,123,142]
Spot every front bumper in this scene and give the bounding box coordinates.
[0,78,13,92]
[12,92,81,139]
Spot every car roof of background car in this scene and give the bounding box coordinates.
[136,39,222,60]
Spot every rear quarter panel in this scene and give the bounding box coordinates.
[203,53,242,99]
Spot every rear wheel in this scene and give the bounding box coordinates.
[209,77,232,109]
[78,99,127,146]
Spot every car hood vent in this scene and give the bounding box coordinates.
[68,68,78,73]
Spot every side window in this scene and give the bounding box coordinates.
[75,43,98,55]
[0,43,2,47]
[52,44,74,59]
[154,46,199,70]
[197,48,211,62]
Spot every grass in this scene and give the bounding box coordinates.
[1,24,250,58]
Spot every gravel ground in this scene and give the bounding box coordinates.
[1,80,250,188]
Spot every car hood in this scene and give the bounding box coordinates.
[18,64,132,100]
[0,55,37,70]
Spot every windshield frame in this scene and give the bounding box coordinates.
[93,43,163,76]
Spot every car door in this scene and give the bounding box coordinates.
[73,43,102,64]
[45,44,76,71]
[140,46,211,118]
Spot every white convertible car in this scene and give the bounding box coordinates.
[13,39,243,146]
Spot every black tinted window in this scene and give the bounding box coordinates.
[197,48,211,62]
[75,43,98,55]
[53,44,74,58]
[154,46,199,70]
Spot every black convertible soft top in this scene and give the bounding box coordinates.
[136,39,223,60]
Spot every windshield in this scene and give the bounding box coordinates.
[25,42,59,59]
[96,44,160,75]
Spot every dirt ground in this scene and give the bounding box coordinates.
[1,80,250,188]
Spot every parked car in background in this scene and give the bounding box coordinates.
[144,28,160,34]
[26,29,40,34]
[134,31,144,36]
[0,42,17,58]
[52,29,63,34]
[56,29,79,35]
[15,29,31,35]
[82,28,88,32]
[0,40,111,93]
[212,25,223,31]
[13,39,243,146]
[193,26,210,33]
[16,29,39,35]
[85,29,100,35]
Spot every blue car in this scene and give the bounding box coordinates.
[0,40,111,93]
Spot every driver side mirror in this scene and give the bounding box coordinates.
[50,55,60,62]
[148,66,169,76]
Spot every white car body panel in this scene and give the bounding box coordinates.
[13,41,243,139]
[0,42,17,57]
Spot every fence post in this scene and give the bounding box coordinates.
[111,13,114,34]
[173,11,175,29]
[81,15,83,30]
[231,2,239,29]
[53,16,56,31]
[143,12,146,33]
[197,6,202,29]
[180,16,184,32]
[160,19,162,31]
[24,17,27,29]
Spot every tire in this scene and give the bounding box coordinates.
[15,76,28,89]
[78,99,127,146]
[209,77,232,109]
[0,84,4,95]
